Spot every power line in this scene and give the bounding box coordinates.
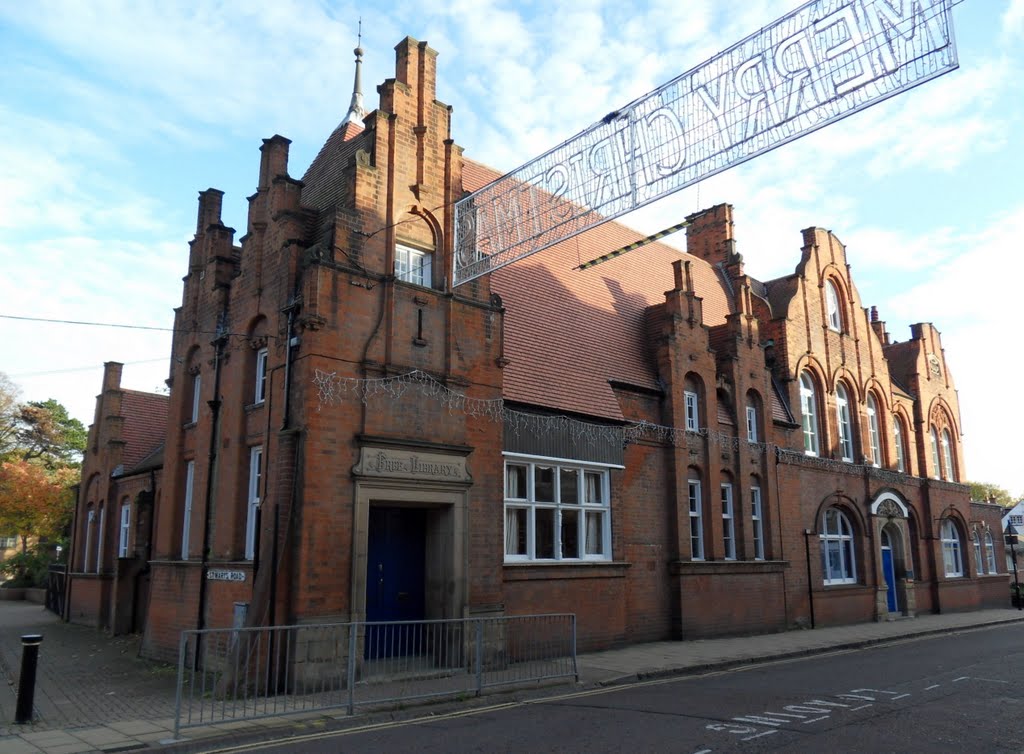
[9,358,168,379]
[0,313,274,340]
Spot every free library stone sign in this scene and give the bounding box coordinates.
[353,447,470,483]
[452,0,957,285]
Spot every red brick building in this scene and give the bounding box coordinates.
[66,362,166,634]
[67,38,1008,658]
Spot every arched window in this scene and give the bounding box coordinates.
[929,427,941,479]
[688,475,704,560]
[118,500,131,558]
[83,506,95,572]
[721,478,736,560]
[972,530,984,575]
[95,504,105,574]
[866,394,881,467]
[985,531,998,574]
[941,519,963,577]
[800,373,819,456]
[893,416,906,473]
[941,430,955,481]
[683,376,700,432]
[820,507,856,584]
[750,479,765,561]
[835,383,854,462]
[825,280,842,332]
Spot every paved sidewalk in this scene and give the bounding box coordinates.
[0,601,1021,753]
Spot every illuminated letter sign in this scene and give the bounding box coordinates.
[453,0,957,286]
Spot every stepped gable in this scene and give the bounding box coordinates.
[119,390,169,469]
[462,159,731,421]
[883,339,919,393]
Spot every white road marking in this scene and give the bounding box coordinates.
[848,704,873,711]
[892,693,910,700]
[801,715,830,724]
[742,730,778,741]
[925,684,940,690]
[952,676,969,683]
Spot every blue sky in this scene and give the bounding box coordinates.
[1,0,1021,495]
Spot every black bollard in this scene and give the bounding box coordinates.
[15,634,43,724]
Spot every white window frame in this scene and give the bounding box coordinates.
[191,373,201,424]
[502,454,612,563]
[941,430,954,481]
[893,417,906,472]
[820,507,856,584]
[985,532,998,574]
[688,478,704,560]
[929,427,941,479]
[84,510,95,572]
[118,502,131,558]
[825,279,842,332]
[395,243,432,287]
[746,405,757,443]
[721,483,736,560]
[866,395,880,467]
[182,460,195,559]
[800,373,819,456]
[254,347,268,404]
[684,390,699,432]
[0,536,17,549]
[972,531,984,575]
[95,505,105,574]
[751,486,764,560]
[941,519,963,577]
[245,446,263,560]
[835,383,854,462]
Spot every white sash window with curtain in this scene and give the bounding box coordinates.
[503,455,612,562]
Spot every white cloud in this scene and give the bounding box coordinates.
[1004,0,1024,41]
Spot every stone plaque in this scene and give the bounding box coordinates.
[355,447,469,482]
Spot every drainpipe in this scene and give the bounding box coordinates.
[268,303,297,631]
[803,528,816,629]
[196,326,227,634]
[131,469,158,635]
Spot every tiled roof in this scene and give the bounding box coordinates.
[301,121,366,244]
[120,390,169,469]
[124,442,164,476]
[462,159,731,422]
[770,376,797,426]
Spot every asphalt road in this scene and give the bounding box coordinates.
[218,623,1024,753]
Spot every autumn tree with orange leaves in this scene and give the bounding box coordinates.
[0,460,76,555]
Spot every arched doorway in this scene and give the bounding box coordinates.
[880,525,900,613]
[870,492,915,619]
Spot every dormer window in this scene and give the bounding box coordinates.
[396,243,432,287]
[825,280,842,332]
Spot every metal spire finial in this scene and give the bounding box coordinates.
[342,18,366,127]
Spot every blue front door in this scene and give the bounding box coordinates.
[365,506,426,656]
[882,531,898,613]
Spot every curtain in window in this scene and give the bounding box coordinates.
[505,509,518,555]
[506,465,520,498]
[585,511,601,555]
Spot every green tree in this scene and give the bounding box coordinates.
[16,399,87,469]
[0,371,19,458]
[968,481,1018,507]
